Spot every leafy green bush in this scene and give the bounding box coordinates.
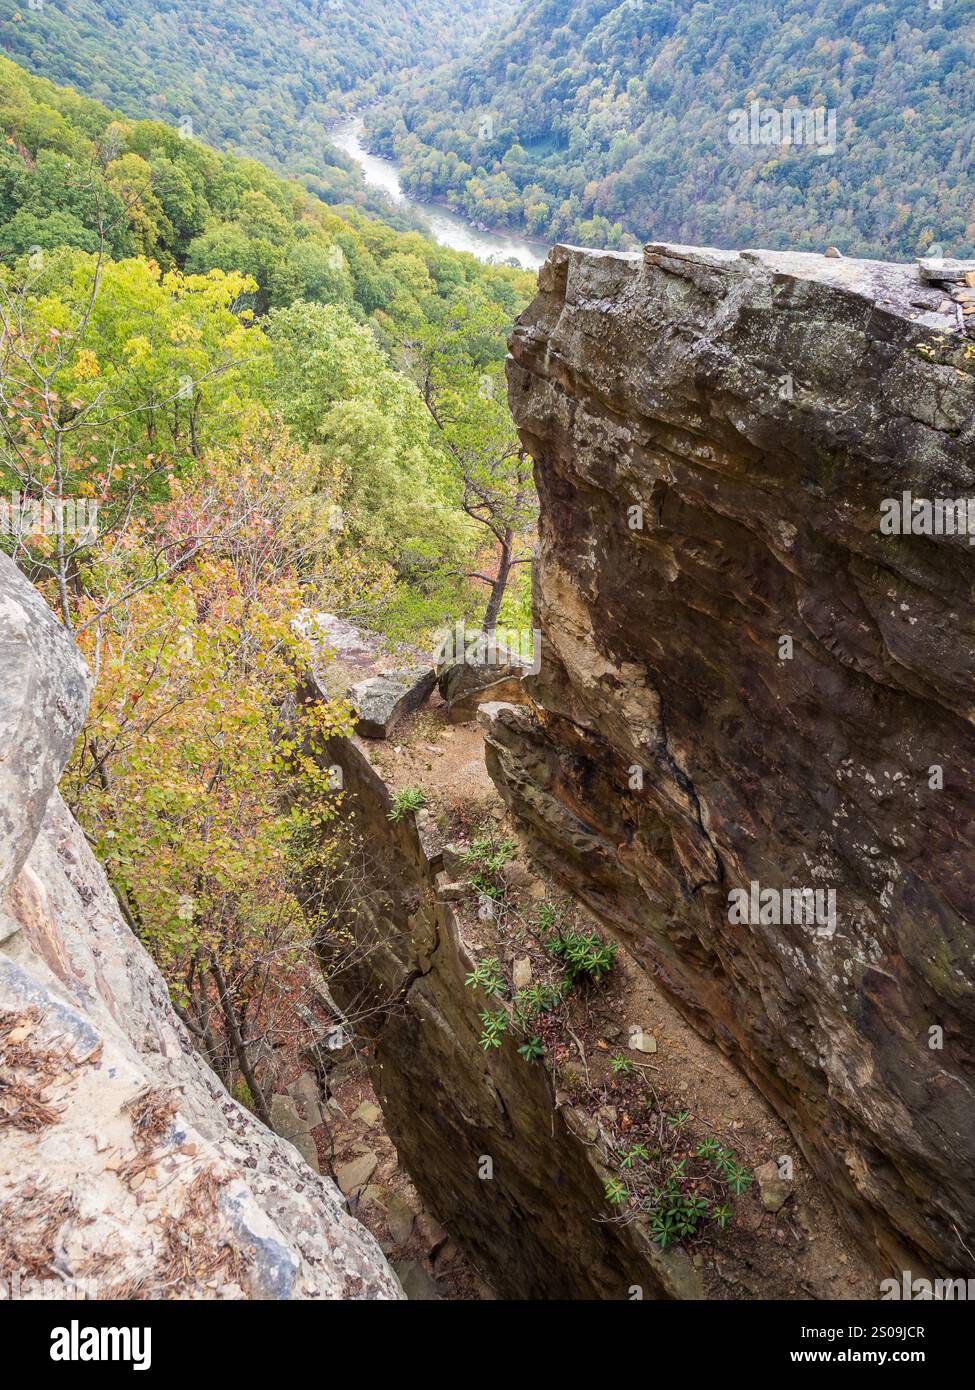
[464,956,506,997]
[477,1008,508,1051]
[547,929,617,983]
[459,834,518,898]
[604,1116,753,1248]
[535,902,558,933]
[649,1183,711,1248]
[512,981,563,1028]
[517,1037,545,1062]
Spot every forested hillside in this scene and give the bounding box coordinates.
[366,0,975,257]
[0,53,535,1041]
[0,51,533,621]
[0,0,517,188]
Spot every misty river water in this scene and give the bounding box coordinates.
[330,118,546,273]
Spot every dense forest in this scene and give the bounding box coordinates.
[0,0,517,194]
[365,0,975,257]
[0,53,534,1052]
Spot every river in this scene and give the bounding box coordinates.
[330,119,547,273]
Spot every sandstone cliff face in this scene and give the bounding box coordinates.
[314,716,702,1300]
[0,554,400,1300]
[487,243,975,1275]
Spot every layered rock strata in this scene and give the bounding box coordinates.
[486,242,975,1275]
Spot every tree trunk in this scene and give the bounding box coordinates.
[483,533,512,633]
[210,955,272,1127]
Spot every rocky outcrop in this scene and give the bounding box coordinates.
[301,610,435,739]
[312,711,702,1300]
[487,243,975,1275]
[350,667,436,739]
[0,554,401,1300]
[437,644,530,723]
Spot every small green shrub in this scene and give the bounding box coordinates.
[535,901,558,933]
[461,835,517,898]
[513,982,563,1028]
[725,1164,753,1196]
[620,1143,651,1169]
[547,929,617,983]
[648,1183,710,1248]
[517,1037,545,1063]
[478,1008,508,1051]
[460,835,517,874]
[610,1053,633,1075]
[710,1146,753,1195]
[465,956,505,997]
[603,1114,752,1244]
[387,786,428,821]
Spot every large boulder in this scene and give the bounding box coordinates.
[299,611,435,738]
[437,634,530,723]
[0,554,91,900]
[0,554,401,1300]
[487,242,975,1275]
[349,666,436,739]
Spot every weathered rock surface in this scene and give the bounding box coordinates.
[487,242,975,1275]
[0,554,401,1300]
[310,712,702,1300]
[437,642,530,723]
[269,1093,321,1172]
[754,1160,794,1215]
[0,553,90,902]
[349,666,436,739]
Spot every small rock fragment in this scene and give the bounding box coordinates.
[352,1100,382,1127]
[386,1192,416,1245]
[512,956,533,989]
[336,1152,379,1194]
[629,1027,657,1054]
[755,1159,794,1213]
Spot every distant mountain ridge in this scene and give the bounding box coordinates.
[365,0,975,258]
